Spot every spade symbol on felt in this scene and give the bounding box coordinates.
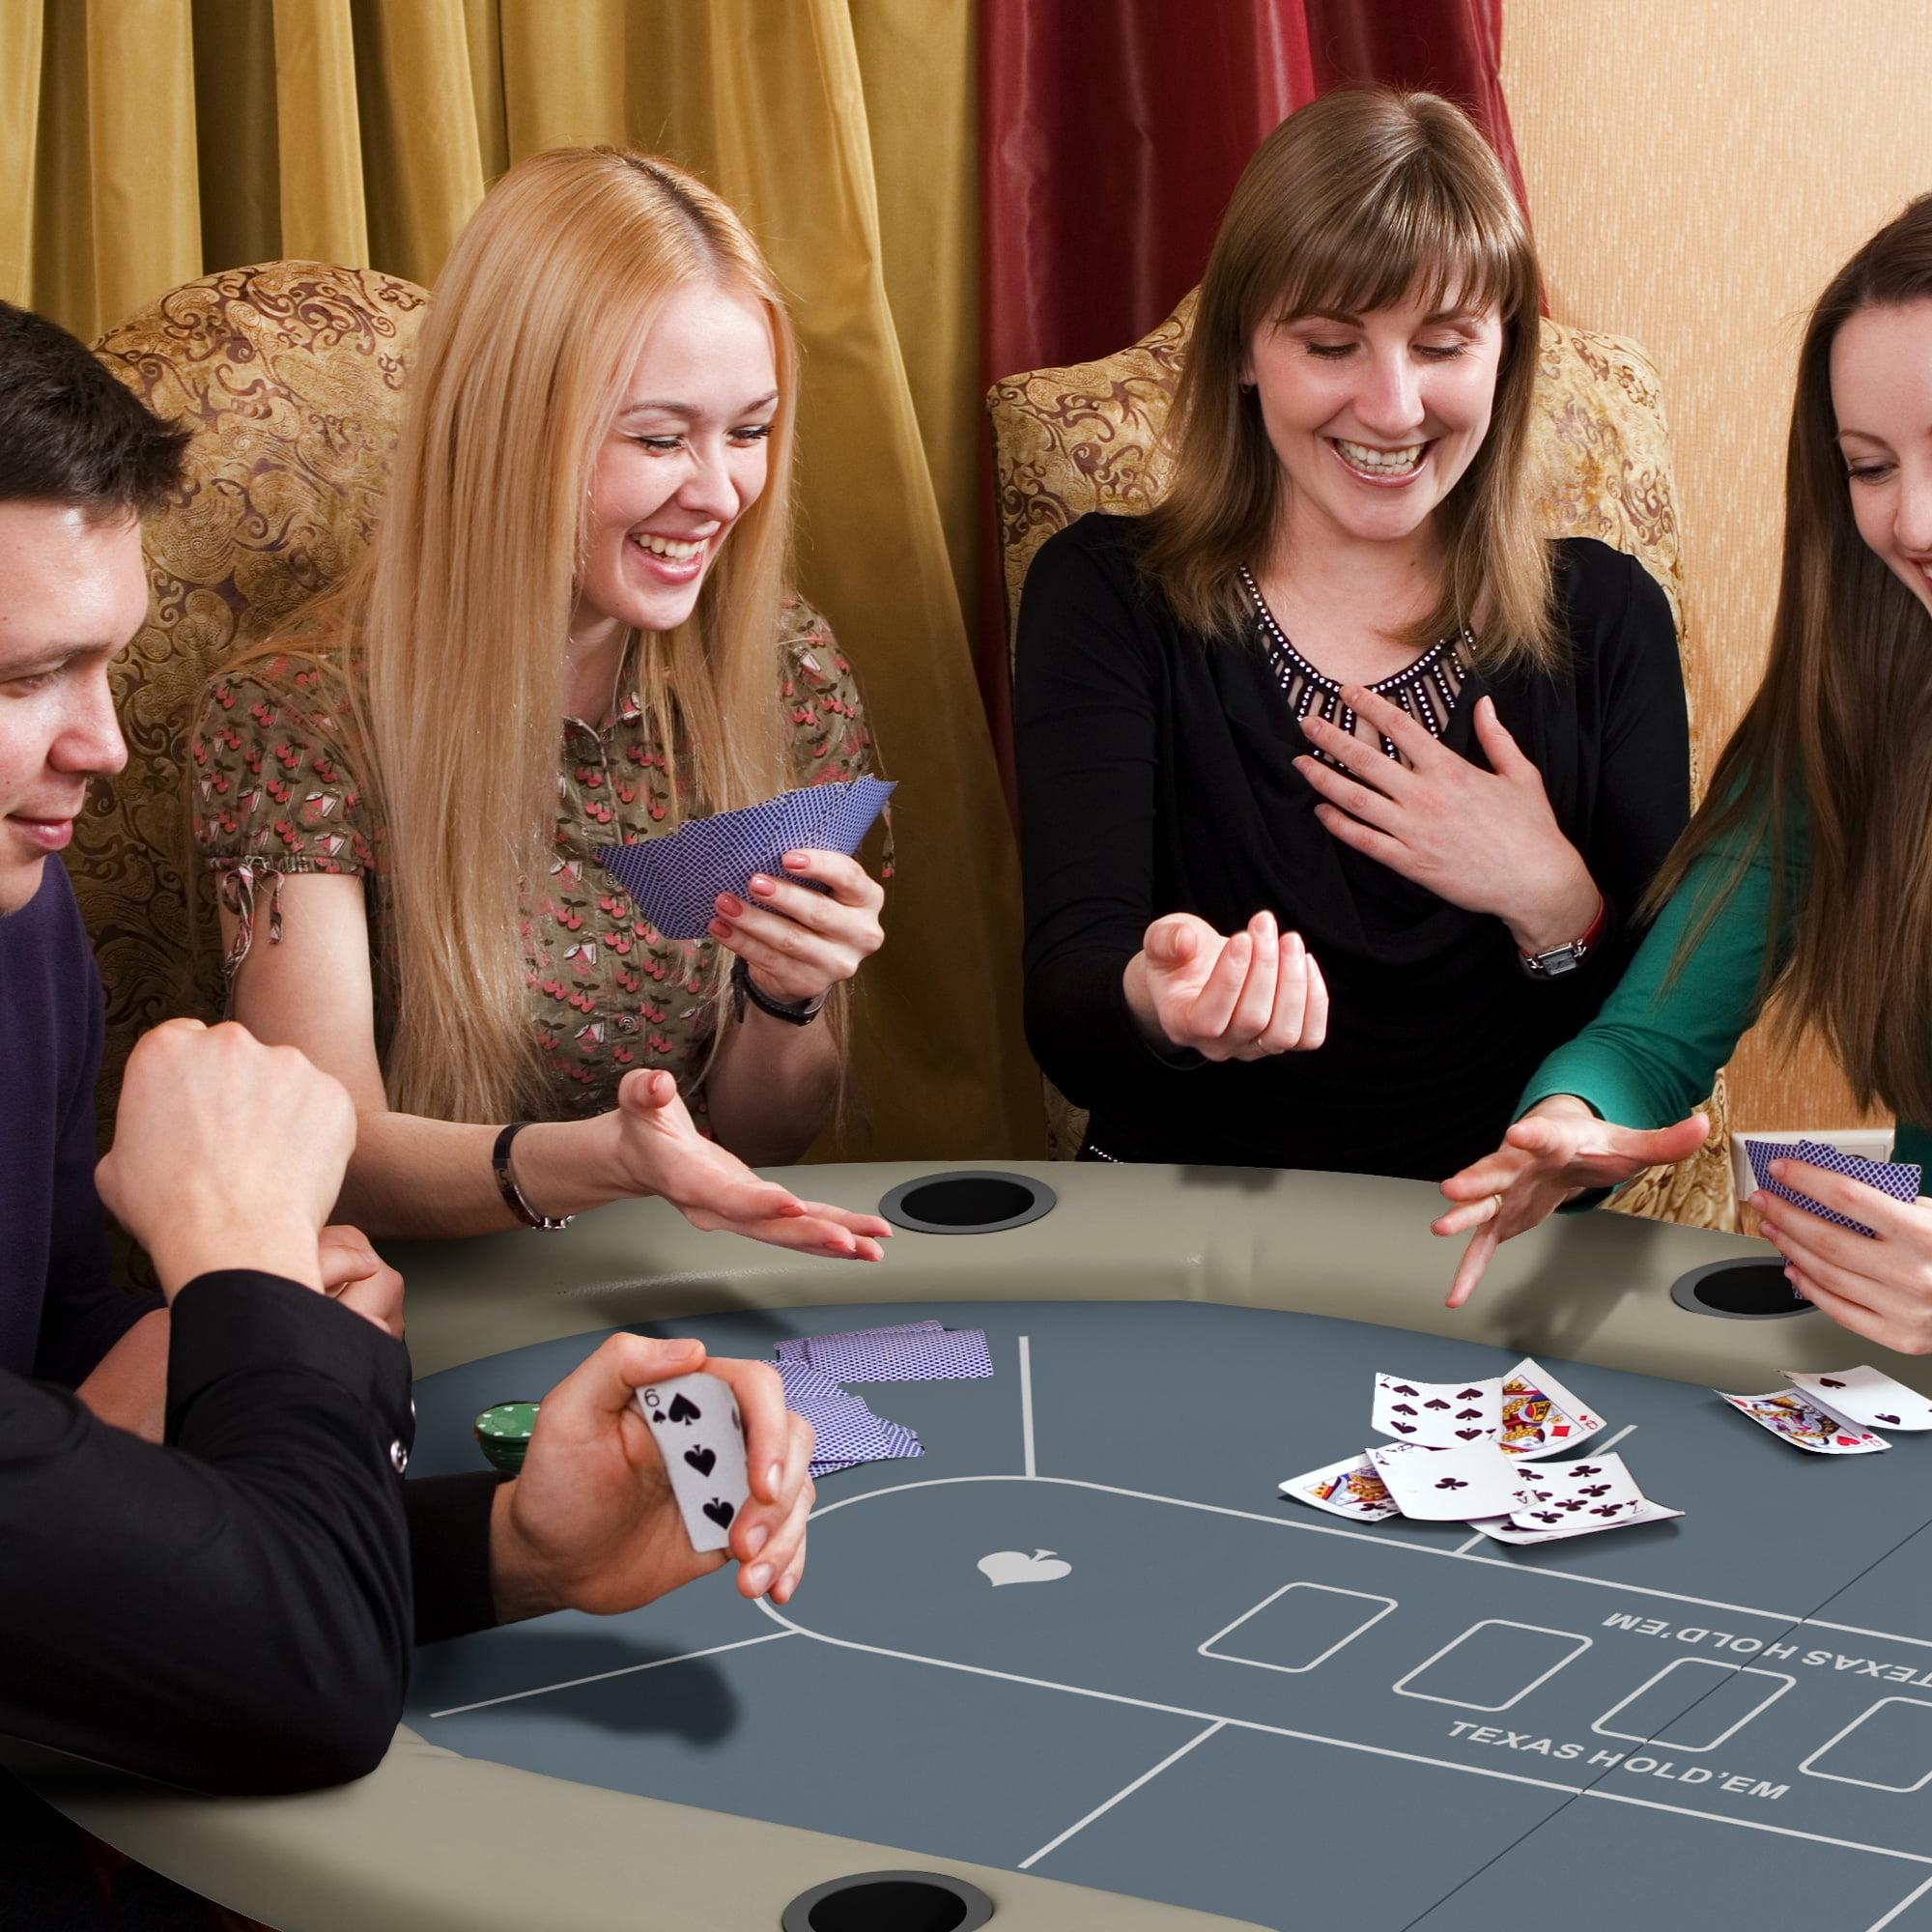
[668,1394,702,1425]
[978,1548,1073,1588]
[702,1498,735,1528]
[685,1446,718,1477]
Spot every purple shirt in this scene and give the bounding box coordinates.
[0,861,159,1384]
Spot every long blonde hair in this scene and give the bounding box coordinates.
[1644,196,1932,1121]
[327,150,799,1122]
[1141,89,1555,668]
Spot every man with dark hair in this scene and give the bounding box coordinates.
[0,301,816,1825]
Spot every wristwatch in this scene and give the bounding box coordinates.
[731,955,828,1027]
[1519,895,1608,980]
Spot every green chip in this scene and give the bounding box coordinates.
[474,1401,540,1474]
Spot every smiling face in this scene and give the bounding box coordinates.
[570,279,780,646]
[0,501,143,913]
[1246,289,1503,553]
[1832,298,1932,619]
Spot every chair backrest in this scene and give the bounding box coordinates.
[987,291,1736,1233]
[79,261,429,1115]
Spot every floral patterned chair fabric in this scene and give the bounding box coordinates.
[80,262,429,1122]
[986,290,1735,1234]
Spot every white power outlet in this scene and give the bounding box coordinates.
[1729,1126,1895,1204]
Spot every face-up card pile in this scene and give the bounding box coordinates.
[1744,1136,1922,1238]
[1282,1360,1670,1542]
[1717,1363,1932,1454]
[594,777,895,941]
[636,1371,752,1553]
[1466,1452,1683,1546]
[776,1356,923,1479]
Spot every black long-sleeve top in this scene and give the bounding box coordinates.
[0,1270,499,1796]
[1014,514,1690,1179]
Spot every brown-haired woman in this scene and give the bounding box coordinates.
[1014,89,1689,1179]
[1436,194,1932,1346]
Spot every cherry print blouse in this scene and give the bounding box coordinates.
[189,596,889,1121]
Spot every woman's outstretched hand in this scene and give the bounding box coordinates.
[1433,1096,1710,1308]
[1124,910,1329,1062]
[611,1068,891,1260]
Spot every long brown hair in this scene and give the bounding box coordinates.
[266,149,801,1122]
[1645,195,1932,1121]
[1141,88,1554,668]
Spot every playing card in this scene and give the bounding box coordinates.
[1279,1452,1399,1521]
[776,1357,923,1476]
[594,778,895,941]
[1508,1451,1647,1528]
[1367,1441,1535,1520]
[1782,1366,1932,1432]
[1717,1388,1889,1454]
[1372,1373,1501,1447]
[1470,1497,1685,1546]
[804,1323,993,1383]
[1498,1356,1606,1459]
[636,1371,751,1553]
[1744,1136,1917,1238]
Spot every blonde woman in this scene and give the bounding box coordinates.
[1014,89,1690,1179]
[191,151,891,1255]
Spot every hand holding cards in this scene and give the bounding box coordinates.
[596,778,894,942]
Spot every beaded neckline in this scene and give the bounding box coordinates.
[1237,562,1472,763]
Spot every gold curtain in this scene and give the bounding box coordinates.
[1,0,1041,1164]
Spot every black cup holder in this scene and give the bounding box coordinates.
[1670,1257,1814,1321]
[781,1871,993,1931]
[878,1170,1056,1236]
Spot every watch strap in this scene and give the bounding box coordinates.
[730,955,827,1027]
[491,1122,575,1230]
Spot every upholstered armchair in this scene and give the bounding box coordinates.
[986,291,1736,1235]
[76,263,428,1122]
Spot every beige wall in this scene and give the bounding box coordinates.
[1503,1,1932,1141]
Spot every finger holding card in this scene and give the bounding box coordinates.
[709,847,885,1007]
[1755,1171,1932,1355]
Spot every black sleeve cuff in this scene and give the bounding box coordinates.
[404,1473,505,1644]
[166,1271,412,1451]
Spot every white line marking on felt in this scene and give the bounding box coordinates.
[1597,1422,1637,1454]
[1017,1720,1226,1870]
[1198,1583,1396,1676]
[1577,1786,1932,1868]
[1392,1621,1591,1712]
[427,1630,794,1719]
[1019,1334,1036,1478]
[800,1472,1815,1627]
[1453,1528,1488,1554]
[1866,1872,1932,1931]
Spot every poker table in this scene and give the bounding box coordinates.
[17,1160,1932,1932]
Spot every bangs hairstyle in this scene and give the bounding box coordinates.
[1141,88,1555,669]
[277,148,799,1124]
[1642,193,1932,1123]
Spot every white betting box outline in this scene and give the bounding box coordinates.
[1594,1658,1796,1753]
[1392,1620,1591,1712]
[1199,1582,1397,1677]
[1801,1697,1932,1793]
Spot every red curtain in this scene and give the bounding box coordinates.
[978,0,1525,743]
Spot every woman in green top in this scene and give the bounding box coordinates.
[1435,195,1932,1354]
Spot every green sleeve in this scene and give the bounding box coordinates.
[1520,820,1803,1129]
